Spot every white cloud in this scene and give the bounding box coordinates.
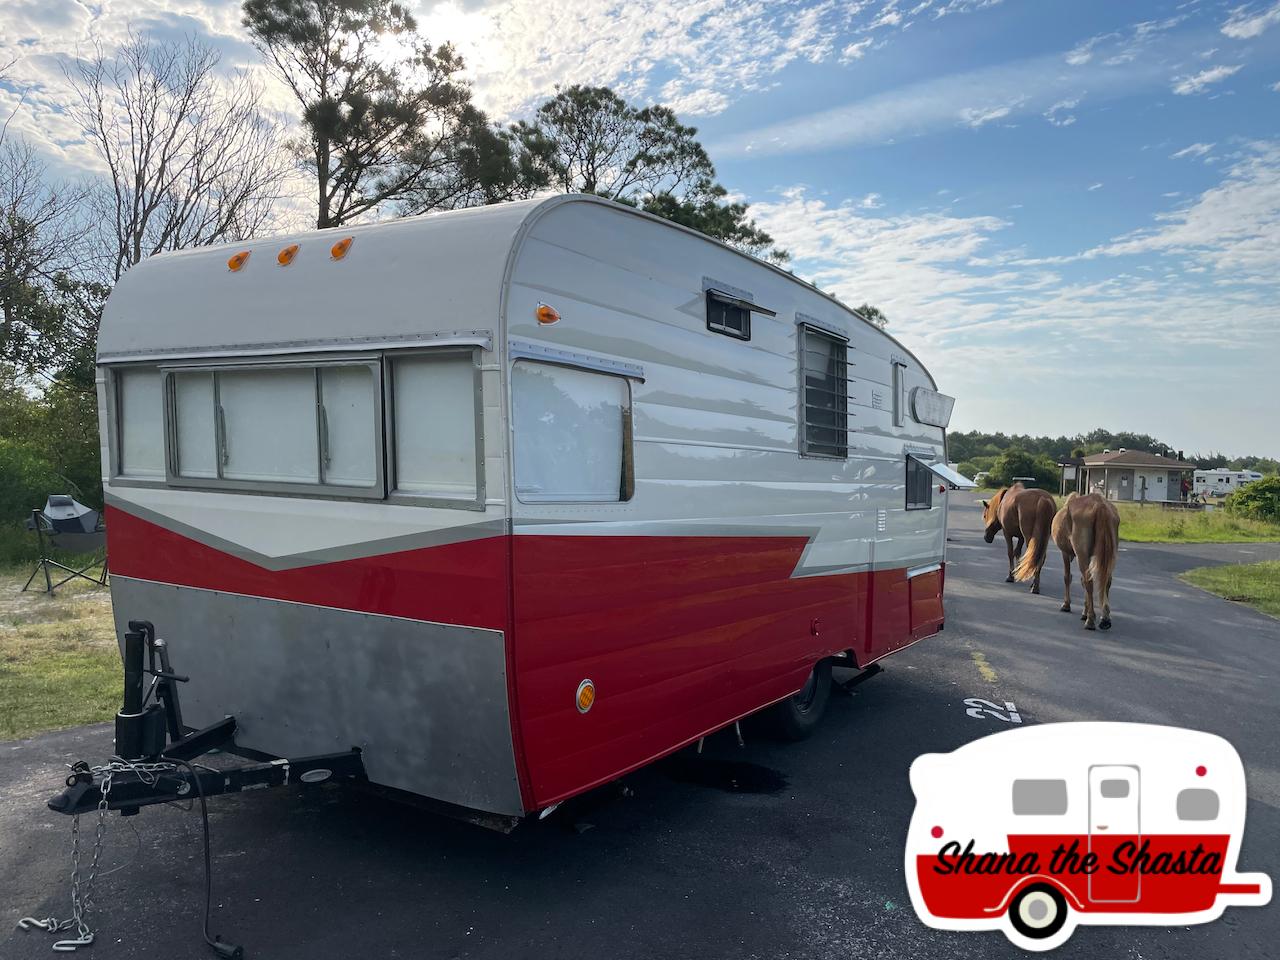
[1171,142,1215,159]
[1272,80,1280,92]
[1221,2,1280,39]
[1044,97,1080,126]
[860,192,884,208]
[840,38,875,62]
[1088,142,1280,277]
[1087,182,1104,191]
[959,102,1016,127]
[1172,64,1243,95]
[716,33,1177,158]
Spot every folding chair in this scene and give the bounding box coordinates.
[21,495,109,594]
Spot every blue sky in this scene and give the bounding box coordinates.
[2,0,1278,456]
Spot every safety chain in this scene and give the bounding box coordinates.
[18,758,177,953]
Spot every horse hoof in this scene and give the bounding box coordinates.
[1005,576,1016,584]
[1060,604,1071,613]
[1030,586,1040,595]
[1080,612,1087,621]
[1085,622,1096,631]
[1099,618,1112,630]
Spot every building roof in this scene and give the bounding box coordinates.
[1057,456,1086,466]
[1083,450,1196,469]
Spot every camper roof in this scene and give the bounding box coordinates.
[99,194,930,373]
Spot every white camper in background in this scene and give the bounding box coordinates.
[1193,469,1263,498]
[95,194,970,823]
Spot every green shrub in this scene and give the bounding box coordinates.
[988,448,1059,489]
[1226,476,1280,522]
[0,438,63,523]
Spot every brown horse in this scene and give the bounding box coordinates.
[981,483,1057,594]
[1051,492,1120,630]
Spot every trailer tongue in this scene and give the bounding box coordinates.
[23,620,367,957]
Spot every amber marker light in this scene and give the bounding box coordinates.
[330,236,354,260]
[536,302,561,325]
[277,243,300,266]
[227,250,251,272]
[576,679,596,714]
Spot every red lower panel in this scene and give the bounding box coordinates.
[104,507,511,632]
[917,834,1233,917]
[909,569,945,639]
[511,536,930,808]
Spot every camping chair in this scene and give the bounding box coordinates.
[21,495,109,594]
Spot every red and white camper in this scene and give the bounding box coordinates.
[906,722,1272,950]
[94,194,969,826]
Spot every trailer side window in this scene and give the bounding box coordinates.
[706,290,751,340]
[390,354,479,502]
[513,361,633,503]
[1177,788,1219,821]
[1012,779,1068,815]
[164,361,382,494]
[800,326,849,459]
[219,368,321,484]
[115,368,165,479]
[906,455,933,510]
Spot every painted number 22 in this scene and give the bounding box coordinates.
[964,698,1022,723]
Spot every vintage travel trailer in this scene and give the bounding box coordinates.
[95,194,968,826]
[906,723,1271,950]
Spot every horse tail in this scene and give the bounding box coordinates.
[1089,505,1119,598]
[1014,499,1053,582]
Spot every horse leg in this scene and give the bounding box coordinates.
[1100,574,1114,631]
[1004,530,1017,583]
[1081,566,1097,630]
[1060,550,1072,612]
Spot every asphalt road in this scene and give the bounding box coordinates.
[2,493,1277,960]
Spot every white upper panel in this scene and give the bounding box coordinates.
[97,199,542,361]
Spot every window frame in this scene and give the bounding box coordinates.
[797,323,851,461]
[906,454,934,511]
[157,354,387,501]
[511,358,635,506]
[705,289,752,341]
[106,365,168,487]
[384,346,486,512]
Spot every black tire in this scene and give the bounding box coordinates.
[1008,883,1068,941]
[768,660,832,741]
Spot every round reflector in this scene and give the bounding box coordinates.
[576,679,595,714]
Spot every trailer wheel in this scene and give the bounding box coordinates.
[1008,883,1068,941]
[768,660,832,741]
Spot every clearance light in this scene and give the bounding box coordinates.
[536,303,561,325]
[330,236,354,260]
[227,251,251,272]
[1196,765,1207,777]
[931,826,944,839]
[277,243,300,266]
[576,679,596,714]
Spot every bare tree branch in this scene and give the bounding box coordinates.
[64,32,288,281]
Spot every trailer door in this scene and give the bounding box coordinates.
[1087,765,1142,903]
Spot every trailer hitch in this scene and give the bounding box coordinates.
[23,619,368,958]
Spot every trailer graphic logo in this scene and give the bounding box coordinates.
[905,722,1271,951]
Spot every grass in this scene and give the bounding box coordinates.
[0,567,120,741]
[1040,495,1280,543]
[1180,561,1280,619]
[1110,502,1280,543]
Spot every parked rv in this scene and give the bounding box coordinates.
[95,194,970,826]
[1193,469,1263,498]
